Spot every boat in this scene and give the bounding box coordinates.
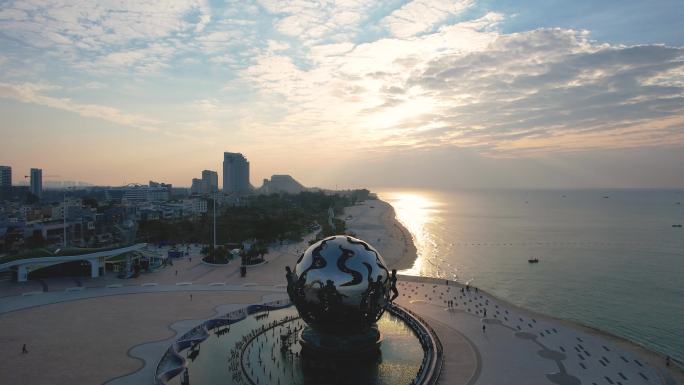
[528,258,539,263]
[673,224,683,228]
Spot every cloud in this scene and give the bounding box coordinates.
[1,0,683,169]
[0,0,212,72]
[398,30,684,154]
[381,0,474,38]
[0,82,160,131]
[240,15,684,156]
[267,40,291,52]
[0,0,211,48]
[257,0,377,43]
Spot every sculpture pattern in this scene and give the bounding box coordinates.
[285,235,398,335]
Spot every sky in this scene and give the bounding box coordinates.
[0,0,683,189]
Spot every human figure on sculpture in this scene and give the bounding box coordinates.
[285,266,295,300]
[369,274,386,321]
[360,275,375,317]
[320,279,345,314]
[389,269,399,301]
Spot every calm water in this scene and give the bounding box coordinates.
[378,188,684,362]
[170,307,422,385]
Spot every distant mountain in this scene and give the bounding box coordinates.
[259,175,309,194]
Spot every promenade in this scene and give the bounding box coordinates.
[0,202,680,385]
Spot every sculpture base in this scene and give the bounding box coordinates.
[299,325,382,361]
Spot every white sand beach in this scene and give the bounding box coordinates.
[343,199,417,270]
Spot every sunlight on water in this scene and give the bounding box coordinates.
[378,188,684,362]
[377,191,444,278]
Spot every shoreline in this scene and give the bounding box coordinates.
[346,197,683,384]
[342,198,416,271]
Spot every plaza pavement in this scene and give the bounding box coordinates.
[395,278,679,385]
[0,239,308,385]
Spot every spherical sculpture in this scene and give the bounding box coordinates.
[286,235,395,335]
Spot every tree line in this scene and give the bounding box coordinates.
[136,190,370,246]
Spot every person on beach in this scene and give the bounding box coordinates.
[22,344,28,354]
[666,355,671,367]
[484,309,487,317]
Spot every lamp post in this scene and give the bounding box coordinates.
[63,190,67,248]
[213,191,217,251]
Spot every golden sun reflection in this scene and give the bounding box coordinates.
[379,191,439,277]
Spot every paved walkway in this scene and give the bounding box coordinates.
[0,238,310,385]
[395,278,674,385]
[0,291,269,385]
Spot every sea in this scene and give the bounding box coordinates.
[377,188,684,362]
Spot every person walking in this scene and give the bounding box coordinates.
[22,344,28,354]
[482,324,486,333]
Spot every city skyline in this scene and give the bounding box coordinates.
[1,0,683,188]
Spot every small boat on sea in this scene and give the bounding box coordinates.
[528,258,539,263]
[673,224,683,228]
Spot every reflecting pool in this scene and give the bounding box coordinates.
[165,306,423,385]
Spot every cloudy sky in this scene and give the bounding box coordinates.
[1,0,683,188]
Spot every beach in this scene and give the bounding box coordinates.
[342,198,417,271]
[346,198,683,384]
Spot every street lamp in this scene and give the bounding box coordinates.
[63,190,67,248]
[213,191,217,251]
[62,186,78,248]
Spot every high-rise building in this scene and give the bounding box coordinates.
[30,168,42,199]
[223,152,251,193]
[190,178,203,195]
[202,170,219,193]
[0,166,11,197]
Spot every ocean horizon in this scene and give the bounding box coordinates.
[377,188,684,363]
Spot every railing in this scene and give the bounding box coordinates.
[387,303,444,385]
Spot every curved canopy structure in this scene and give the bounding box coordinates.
[0,243,148,282]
